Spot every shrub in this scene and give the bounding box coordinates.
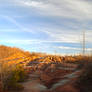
[3,74,24,91]
[3,65,27,91]
[13,65,28,82]
[75,61,92,92]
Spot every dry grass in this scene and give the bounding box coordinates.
[75,58,92,92]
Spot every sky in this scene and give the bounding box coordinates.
[0,0,92,55]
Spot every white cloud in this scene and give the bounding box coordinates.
[21,1,47,8]
[38,27,81,43]
[56,46,81,50]
[37,26,92,44]
[54,46,92,51]
[17,0,92,20]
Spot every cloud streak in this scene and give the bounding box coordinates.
[54,46,92,51]
[17,0,92,20]
[0,15,34,33]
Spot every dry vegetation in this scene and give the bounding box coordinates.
[75,59,92,92]
[0,45,44,91]
[0,45,92,92]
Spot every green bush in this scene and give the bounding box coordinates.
[3,65,27,91]
[13,65,28,82]
[4,76,24,91]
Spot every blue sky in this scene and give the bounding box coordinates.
[0,0,92,55]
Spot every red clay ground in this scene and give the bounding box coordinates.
[21,65,80,92]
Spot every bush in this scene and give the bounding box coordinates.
[3,65,27,91]
[4,77,24,91]
[75,61,92,92]
[13,65,28,82]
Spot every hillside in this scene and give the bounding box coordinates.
[0,45,91,92]
[0,45,43,66]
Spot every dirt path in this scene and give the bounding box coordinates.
[50,70,80,90]
[22,79,47,92]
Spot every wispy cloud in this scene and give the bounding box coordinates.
[54,46,92,51]
[0,15,34,33]
[21,1,47,8]
[17,0,92,20]
[0,40,41,45]
[36,26,92,43]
